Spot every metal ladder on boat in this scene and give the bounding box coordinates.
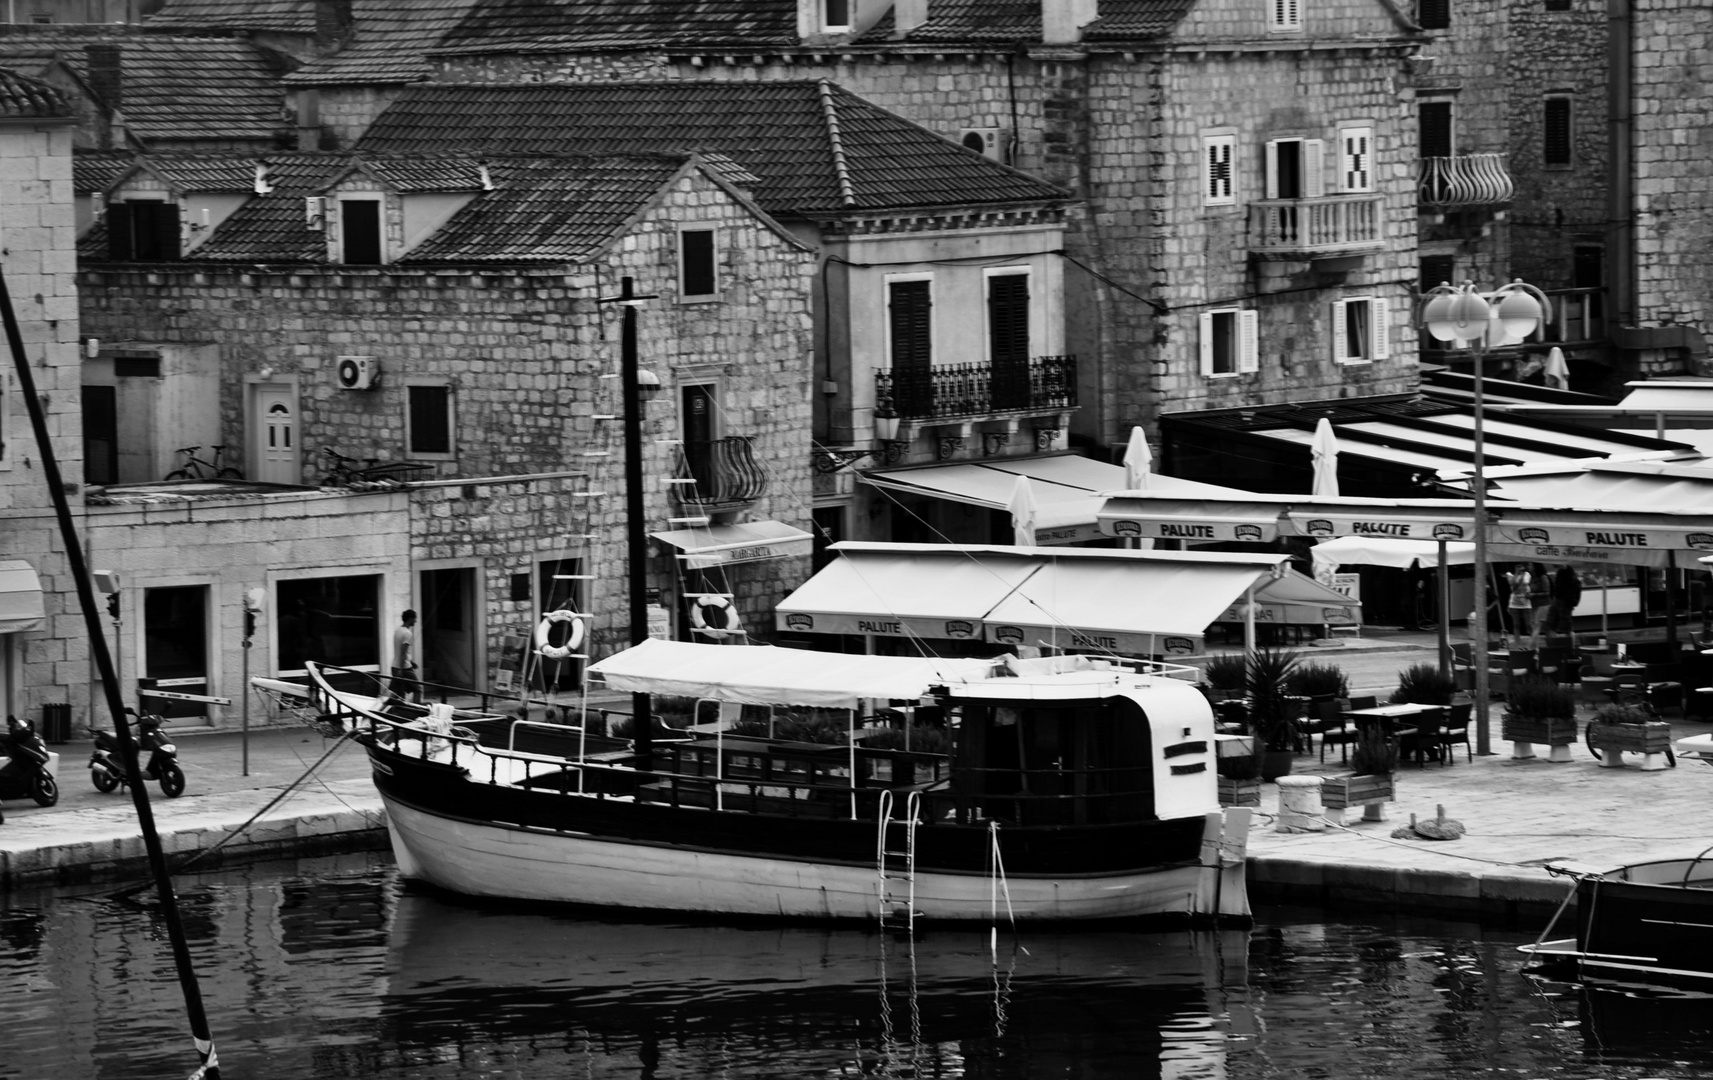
[876,789,921,931]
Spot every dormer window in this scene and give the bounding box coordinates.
[107,199,180,261]
[823,0,850,30]
[338,196,384,265]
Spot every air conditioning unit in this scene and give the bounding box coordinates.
[334,355,378,390]
[305,196,326,230]
[958,127,1009,163]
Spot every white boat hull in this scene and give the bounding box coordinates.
[380,794,1251,923]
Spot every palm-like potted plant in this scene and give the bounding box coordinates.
[1246,647,1303,780]
[1390,662,1457,706]
[1585,701,1674,769]
[1500,674,1579,761]
[1202,653,1248,702]
[1287,661,1349,703]
[1321,724,1399,824]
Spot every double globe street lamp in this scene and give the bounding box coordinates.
[1419,278,1551,754]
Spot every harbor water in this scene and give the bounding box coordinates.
[3,852,1711,1079]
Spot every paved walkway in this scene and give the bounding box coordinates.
[4,629,1709,926]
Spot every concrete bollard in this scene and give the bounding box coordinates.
[1275,775,1326,833]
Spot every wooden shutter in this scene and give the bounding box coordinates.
[107,201,134,260]
[1302,139,1326,198]
[1417,0,1450,30]
[889,280,933,413]
[1419,102,1453,158]
[147,202,181,260]
[1331,300,1349,361]
[1205,137,1234,204]
[1199,312,1216,376]
[1341,128,1372,192]
[1238,310,1260,373]
[1371,300,1390,359]
[988,274,1031,410]
[1543,98,1572,165]
[1420,254,1456,291]
[1264,141,1281,199]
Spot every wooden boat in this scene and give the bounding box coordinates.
[1521,733,1713,986]
[306,641,1253,925]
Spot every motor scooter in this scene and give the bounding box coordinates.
[89,709,185,798]
[0,715,59,807]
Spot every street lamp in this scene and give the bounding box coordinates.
[1419,278,1550,755]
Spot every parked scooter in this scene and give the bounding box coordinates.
[89,709,185,798]
[0,715,59,807]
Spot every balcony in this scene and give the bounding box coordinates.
[1247,195,1384,259]
[671,436,768,513]
[875,354,1077,423]
[1544,286,1605,344]
[1418,154,1514,212]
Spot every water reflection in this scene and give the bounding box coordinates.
[5,861,1713,1078]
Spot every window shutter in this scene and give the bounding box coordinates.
[1371,300,1390,359]
[1302,139,1325,198]
[988,274,1031,409]
[1264,141,1280,199]
[1205,138,1234,204]
[1419,254,1456,291]
[1420,102,1453,158]
[1543,98,1572,165]
[151,202,181,260]
[1331,301,1348,361]
[107,202,134,260]
[1341,128,1372,192]
[1418,0,1450,30]
[1199,312,1215,376]
[890,280,934,411]
[1238,311,1260,373]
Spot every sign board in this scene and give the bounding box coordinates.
[647,603,670,640]
[139,688,233,706]
[494,631,527,691]
[1330,573,1361,603]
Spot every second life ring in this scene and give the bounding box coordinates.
[689,594,742,638]
[535,609,588,659]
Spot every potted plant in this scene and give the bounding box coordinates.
[1585,701,1675,769]
[1321,724,1399,824]
[1389,662,1457,706]
[1500,674,1579,761]
[1287,661,1349,704]
[1246,647,1303,780]
[1202,653,1248,702]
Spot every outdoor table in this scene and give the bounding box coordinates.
[1343,703,1443,764]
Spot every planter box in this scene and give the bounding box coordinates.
[1218,777,1261,807]
[1320,773,1395,810]
[1587,721,1673,756]
[1500,714,1579,746]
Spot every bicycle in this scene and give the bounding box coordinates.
[164,444,243,481]
[320,446,433,487]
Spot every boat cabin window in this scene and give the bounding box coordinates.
[951,698,1154,826]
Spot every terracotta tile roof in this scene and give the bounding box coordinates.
[137,156,266,193]
[282,0,485,85]
[0,35,287,142]
[0,65,71,117]
[77,150,708,266]
[74,150,135,194]
[431,0,801,55]
[143,0,315,34]
[356,81,1068,215]
[858,0,1194,43]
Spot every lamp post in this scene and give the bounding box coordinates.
[1419,278,1550,755]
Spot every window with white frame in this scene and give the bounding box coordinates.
[678,225,719,300]
[1269,0,1302,32]
[1339,126,1374,192]
[1199,309,1259,377]
[822,0,851,30]
[1332,297,1389,364]
[1265,137,1324,200]
[406,379,455,458]
[338,197,384,265]
[1203,133,1236,206]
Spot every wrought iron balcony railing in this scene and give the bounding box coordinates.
[1248,195,1384,257]
[672,436,768,508]
[1418,154,1514,210]
[875,354,1077,422]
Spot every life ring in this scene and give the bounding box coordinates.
[534,609,587,659]
[689,594,742,638]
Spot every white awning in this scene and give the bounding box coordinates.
[864,456,1242,545]
[649,520,814,570]
[1097,496,1283,543]
[1310,535,1477,571]
[0,559,45,634]
[588,638,997,709]
[775,542,1294,656]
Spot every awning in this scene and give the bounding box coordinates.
[1097,497,1282,543]
[1284,505,1477,543]
[589,638,998,709]
[1212,568,1362,627]
[0,559,45,634]
[1310,535,1477,571]
[775,542,1295,656]
[863,455,1241,545]
[649,520,814,570]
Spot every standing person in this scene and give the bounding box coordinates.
[391,609,419,702]
[1551,565,1582,637]
[1505,564,1533,648]
[1528,563,1553,649]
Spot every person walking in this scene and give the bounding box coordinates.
[391,609,419,702]
[1551,565,1582,637]
[1505,564,1533,649]
[1528,563,1553,650]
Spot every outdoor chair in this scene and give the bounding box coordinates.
[1397,707,1445,767]
[1436,701,1473,764]
[1313,699,1358,763]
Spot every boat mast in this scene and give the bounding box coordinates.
[0,270,222,1076]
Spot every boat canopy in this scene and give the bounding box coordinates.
[588,639,1000,709]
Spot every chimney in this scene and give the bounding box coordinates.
[894,0,929,36]
[1041,0,1098,44]
[86,44,122,108]
[314,0,354,51]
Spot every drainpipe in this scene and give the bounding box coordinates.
[1606,0,1634,329]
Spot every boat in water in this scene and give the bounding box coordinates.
[1519,731,1713,987]
[303,640,1253,925]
